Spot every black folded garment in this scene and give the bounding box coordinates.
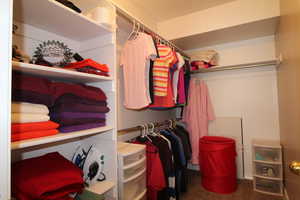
[55,0,81,13]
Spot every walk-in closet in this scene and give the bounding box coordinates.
[0,0,300,200]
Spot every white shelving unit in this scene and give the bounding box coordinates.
[12,61,113,83]
[11,126,113,150]
[1,0,119,199]
[13,0,113,41]
[117,142,147,200]
[252,140,283,196]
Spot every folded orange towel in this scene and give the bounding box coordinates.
[11,129,59,142]
[12,121,59,134]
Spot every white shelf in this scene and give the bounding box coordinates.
[11,126,113,150]
[13,0,113,41]
[191,60,278,74]
[86,180,115,195]
[12,61,113,83]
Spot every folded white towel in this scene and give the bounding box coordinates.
[12,102,49,114]
[11,113,50,123]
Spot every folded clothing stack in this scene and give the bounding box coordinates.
[50,82,109,133]
[189,50,218,70]
[12,152,84,200]
[12,73,110,135]
[63,59,110,77]
[11,102,59,142]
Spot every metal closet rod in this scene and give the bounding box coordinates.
[115,8,190,59]
[118,118,181,136]
[190,59,280,74]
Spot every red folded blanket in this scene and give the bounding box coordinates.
[64,59,109,72]
[11,129,59,142]
[12,121,59,134]
[12,152,84,200]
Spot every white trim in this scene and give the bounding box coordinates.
[0,0,12,199]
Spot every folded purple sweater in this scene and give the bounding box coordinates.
[55,94,107,106]
[51,112,106,119]
[59,122,106,133]
[56,118,106,126]
[51,103,110,113]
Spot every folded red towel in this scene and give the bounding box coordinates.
[12,121,59,134]
[12,152,84,200]
[11,129,59,142]
[64,59,109,72]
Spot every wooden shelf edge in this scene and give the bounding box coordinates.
[11,126,113,150]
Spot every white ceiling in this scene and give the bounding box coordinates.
[131,0,236,21]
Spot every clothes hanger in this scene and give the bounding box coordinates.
[133,22,140,40]
[127,19,136,41]
[143,123,153,142]
[149,122,159,136]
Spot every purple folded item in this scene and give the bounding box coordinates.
[55,94,107,106]
[51,112,106,119]
[12,89,54,107]
[51,103,110,113]
[57,118,106,126]
[59,122,106,133]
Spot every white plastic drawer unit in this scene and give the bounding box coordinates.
[118,142,146,166]
[117,142,147,200]
[123,170,146,200]
[254,162,282,179]
[253,146,282,163]
[123,157,146,181]
[254,177,283,195]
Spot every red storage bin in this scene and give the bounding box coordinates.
[199,136,237,194]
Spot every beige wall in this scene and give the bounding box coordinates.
[157,0,279,40]
[276,0,300,199]
[109,0,158,31]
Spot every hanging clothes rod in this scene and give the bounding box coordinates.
[118,119,180,136]
[115,6,190,59]
[191,59,279,74]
